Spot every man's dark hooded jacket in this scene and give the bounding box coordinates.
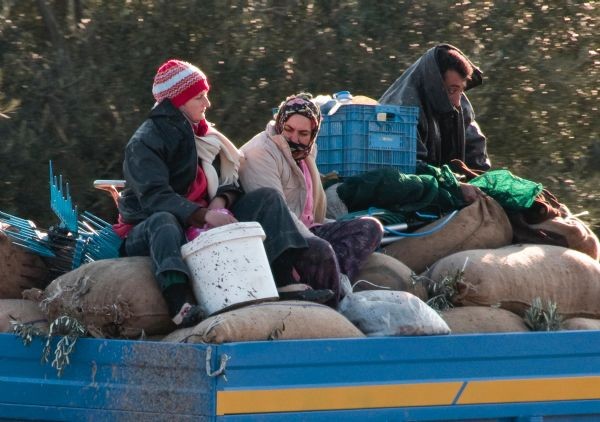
[379,44,491,171]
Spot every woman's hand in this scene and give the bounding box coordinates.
[208,196,227,210]
[460,182,485,204]
[204,208,238,228]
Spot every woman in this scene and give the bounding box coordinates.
[239,93,383,306]
[114,61,325,328]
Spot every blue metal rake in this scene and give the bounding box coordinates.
[0,162,121,273]
[48,162,121,268]
[0,212,55,258]
[49,161,79,236]
[77,211,122,263]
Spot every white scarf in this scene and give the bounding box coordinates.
[194,127,244,199]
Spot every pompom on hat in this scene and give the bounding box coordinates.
[152,59,209,107]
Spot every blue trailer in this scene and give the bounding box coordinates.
[2,147,599,420]
[2,330,600,421]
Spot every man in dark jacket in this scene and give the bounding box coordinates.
[379,44,491,171]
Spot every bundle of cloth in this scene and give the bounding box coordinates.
[449,159,599,261]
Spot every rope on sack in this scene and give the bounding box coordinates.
[352,279,391,291]
[340,274,391,298]
[205,345,230,380]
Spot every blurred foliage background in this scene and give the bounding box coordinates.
[0,0,598,234]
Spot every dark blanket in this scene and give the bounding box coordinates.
[336,164,465,215]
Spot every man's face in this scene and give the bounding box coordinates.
[443,69,467,108]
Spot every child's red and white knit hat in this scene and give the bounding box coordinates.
[152,59,209,107]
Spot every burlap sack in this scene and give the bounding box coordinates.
[562,318,600,331]
[0,231,49,298]
[441,306,529,333]
[40,257,174,338]
[162,301,364,344]
[426,244,600,318]
[351,252,427,301]
[0,299,48,333]
[338,288,449,336]
[528,215,600,261]
[383,196,513,274]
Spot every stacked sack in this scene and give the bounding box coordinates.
[376,195,600,333]
[0,230,50,334]
[3,194,600,342]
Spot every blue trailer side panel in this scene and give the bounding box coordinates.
[0,333,214,420]
[214,331,600,421]
[2,331,600,420]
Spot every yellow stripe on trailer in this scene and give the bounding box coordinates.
[458,375,600,404]
[217,375,600,415]
[216,381,462,415]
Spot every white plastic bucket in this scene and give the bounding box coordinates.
[180,221,278,316]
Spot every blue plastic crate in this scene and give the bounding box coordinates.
[316,104,419,177]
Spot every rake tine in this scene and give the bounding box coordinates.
[4,237,56,257]
[81,211,111,227]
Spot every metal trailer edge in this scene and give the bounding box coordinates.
[2,330,600,421]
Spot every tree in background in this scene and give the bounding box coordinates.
[0,0,597,233]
